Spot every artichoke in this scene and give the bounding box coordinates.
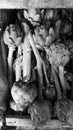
[28,98,52,124]
[54,98,73,125]
[11,81,37,111]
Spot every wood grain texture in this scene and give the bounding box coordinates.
[27,0,63,8]
[6,117,73,129]
[63,0,73,7]
[0,0,73,8]
[0,0,63,8]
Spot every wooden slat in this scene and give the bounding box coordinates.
[27,0,63,8]
[0,0,73,8]
[63,0,73,7]
[6,117,73,129]
[0,0,26,8]
[0,0,63,8]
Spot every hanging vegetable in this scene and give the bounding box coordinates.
[52,66,73,125]
[45,42,70,97]
[21,22,32,82]
[10,81,37,112]
[28,32,52,124]
[10,23,37,112]
[3,24,22,85]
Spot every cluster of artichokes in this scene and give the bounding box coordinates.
[2,8,73,125]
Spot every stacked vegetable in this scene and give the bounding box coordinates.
[2,8,73,125]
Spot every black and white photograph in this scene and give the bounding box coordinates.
[0,0,73,130]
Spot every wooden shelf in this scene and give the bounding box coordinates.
[5,116,73,129]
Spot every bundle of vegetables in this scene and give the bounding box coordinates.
[0,10,20,118]
[1,8,73,123]
[45,41,73,125]
[10,21,38,111]
[3,24,22,85]
[15,9,61,117]
[32,12,61,101]
[39,50,56,101]
[45,42,70,96]
[28,32,52,124]
[52,66,73,125]
[18,8,61,50]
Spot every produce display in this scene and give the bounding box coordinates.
[0,8,73,125]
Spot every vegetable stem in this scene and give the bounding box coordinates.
[15,61,22,82]
[7,46,15,85]
[59,66,66,97]
[18,45,22,56]
[15,46,22,81]
[28,32,43,99]
[43,61,49,85]
[51,65,62,100]
[22,36,31,82]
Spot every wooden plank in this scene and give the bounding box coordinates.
[0,0,27,8]
[6,117,73,129]
[0,0,63,8]
[0,0,73,8]
[1,0,73,8]
[63,0,73,7]
[27,0,63,8]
